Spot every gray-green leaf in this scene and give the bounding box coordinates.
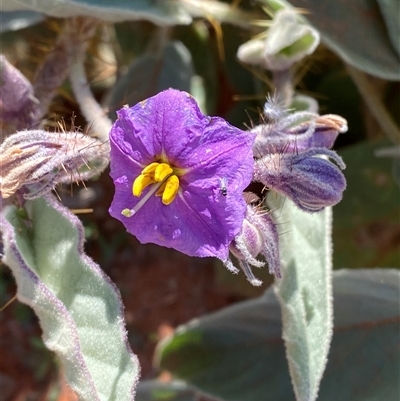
[2,0,192,25]
[156,269,400,401]
[2,0,256,27]
[319,269,400,401]
[289,0,400,80]
[1,195,139,401]
[0,11,44,32]
[377,0,400,58]
[269,194,333,401]
[156,289,291,401]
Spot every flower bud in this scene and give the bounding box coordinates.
[254,148,346,212]
[237,38,266,66]
[252,107,348,158]
[237,9,320,71]
[264,9,320,71]
[0,128,109,199]
[224,201,281,286]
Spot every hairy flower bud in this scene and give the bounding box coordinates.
[263,9,320,71]
[254,148,346,212]
[224,199,281,286]
[0,128,109,199]
[237,9,320,71]
[252,111,348,158]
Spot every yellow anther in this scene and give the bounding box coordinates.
[127,161,181,214]
[162,175,180,205]
[132,174,156,197]
[154,163,173,182]
[141,162,160,175]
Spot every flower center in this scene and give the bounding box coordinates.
[121,162,180,217]
[133,162,180,204]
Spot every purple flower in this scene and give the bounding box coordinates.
[109,89,255,259]
[254,148,346,212]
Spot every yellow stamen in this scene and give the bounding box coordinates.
[132,174,156,197]
[162,175,180,205]
[123,162,181,217]
[142,162,160,175]
[154,163,173,182]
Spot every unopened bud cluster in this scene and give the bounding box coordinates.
[252,101,347,212]
[225,99,347,285]
[0,129,109,200]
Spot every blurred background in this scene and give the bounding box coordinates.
[0,0,399,399]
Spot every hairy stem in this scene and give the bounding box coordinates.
[272,69,294,107]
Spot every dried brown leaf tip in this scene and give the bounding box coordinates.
[0,127,109,199]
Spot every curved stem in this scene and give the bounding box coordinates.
[69,53,112,142]
[66,18,113,143]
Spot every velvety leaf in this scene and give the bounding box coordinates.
[377,0,400,57]
[107,41,193,118]
[2,0,255,27]
[1,195,139,401]
[333,139,400,268]
[0,11,44,32]
[136,380,196,401]
[288,0,400,80]
[2,0,192,25]
[157,269,400,401]
[269,195,333,401]
[319,269,400,401]
[156,290,292,401]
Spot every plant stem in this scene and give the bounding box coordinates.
[67,18,113,143]
[272,69,294,107]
